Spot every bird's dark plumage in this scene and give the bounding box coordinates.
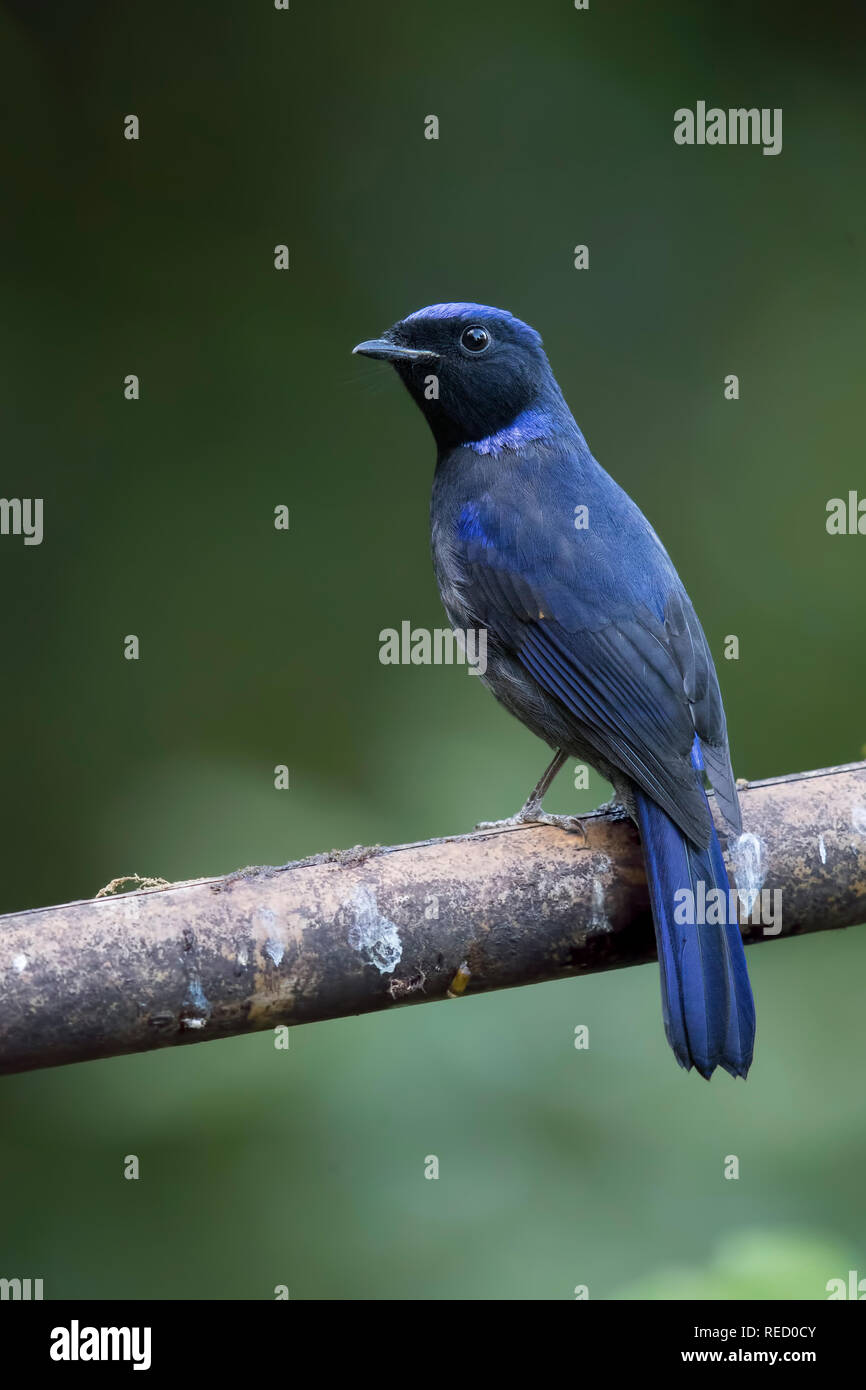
[354,302,755,1079]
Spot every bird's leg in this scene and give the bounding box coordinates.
[475,750,583,834]
[519,748,570,815]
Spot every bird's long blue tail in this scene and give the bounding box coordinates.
[634,788,755,1079]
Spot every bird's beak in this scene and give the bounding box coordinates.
[352,337,438,363]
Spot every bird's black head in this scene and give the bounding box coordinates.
[353,302,561,453]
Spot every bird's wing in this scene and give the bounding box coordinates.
[451,473,740,846]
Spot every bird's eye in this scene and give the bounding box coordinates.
[460,325,491,353]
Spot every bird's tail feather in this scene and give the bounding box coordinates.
[634,787,755,1079]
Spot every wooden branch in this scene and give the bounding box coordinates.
[1,762,865,1075]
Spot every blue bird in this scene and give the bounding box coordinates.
[354,303,755,1079]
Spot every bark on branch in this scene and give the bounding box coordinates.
[1,762,865,1076]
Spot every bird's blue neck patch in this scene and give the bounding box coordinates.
[466,405,555,457]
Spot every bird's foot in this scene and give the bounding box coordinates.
[591,797,631,821]
[474,814,522,831]
[525,809,586,834]
[475,802,584,835]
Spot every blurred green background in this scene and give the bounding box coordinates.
[1,1,865,1299]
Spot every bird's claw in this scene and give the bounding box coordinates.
[475,805,585,835]
[527,810,584,832]
[592,798,631,821]
[474,813,527,831]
